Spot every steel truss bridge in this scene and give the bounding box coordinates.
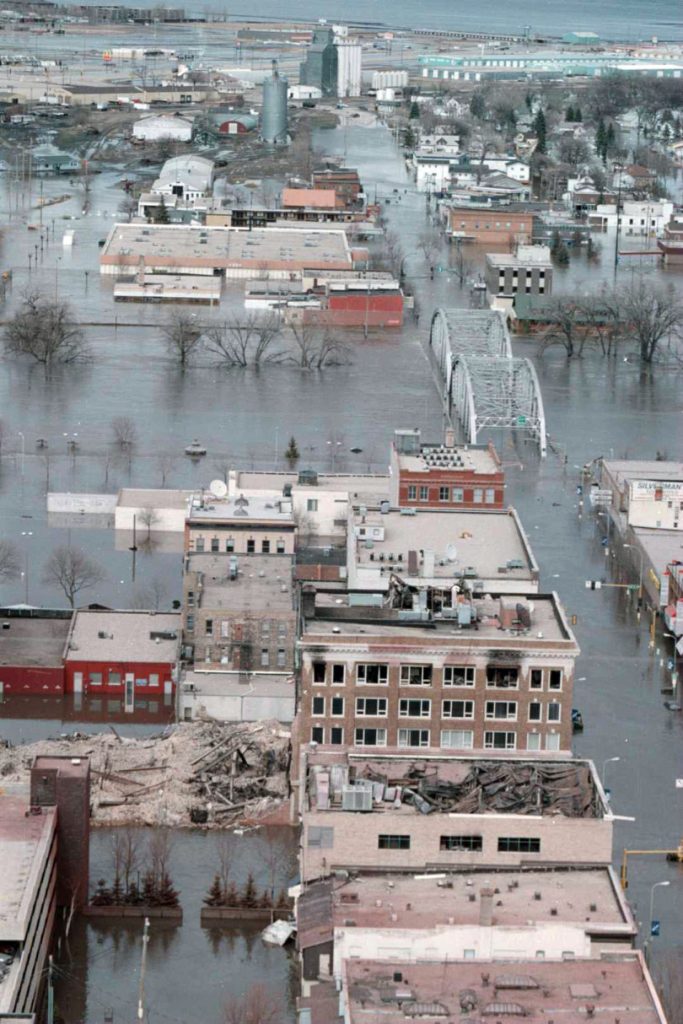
[429,308,547,456]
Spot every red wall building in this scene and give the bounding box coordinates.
[0,610,72,696]
[390,429,505,510]
[303,288,404,328]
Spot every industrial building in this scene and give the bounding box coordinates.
[419,51,683,81]
[150,154,214,201]
[299,27,338,97]
[260,62,288,144]
[99,224,364,279]
[132,113,193,142]
[336,37,362,97]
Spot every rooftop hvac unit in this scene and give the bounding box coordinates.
[341,783,373,812]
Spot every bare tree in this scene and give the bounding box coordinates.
[0,540,21,582]
[111,416,138,448]
[0,417,6,456]
[156,454,176,487]
[137,507,160,537]
[212,457,231,485]
[418,232,440,268]
[215,832,233,895]
[206,313,282,368]
[133,576,169,611]
[556,135,592,169]
[161,311,203,368]
[288,322,349,369]
[148,828,174,884]
[223,984,281,1024]
[618,279,683,364]
[110,828,141,890]
[383,230,404,276]
[451,242,473,287]
[4,292,88,369]
[42,545,105,608]
[118,193,138,222]
[537,296,586,357]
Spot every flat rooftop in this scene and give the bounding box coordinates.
[65,610,180,663]
[306,591,574,645]
[187,553,295,612]
[188,492,295,525]
[0,795,56,944]
[299,866,634,937]
[100,224,354,270]
[235,470,390,506]
[183,669,294,696]
[343,956,666,1024]
[118,488,194,510]
[0,613,72,668]
[396,441,501,476]
[306,755,603,819]
[487,249,553,269]
[350,507,538,584]
[602,459,683,493]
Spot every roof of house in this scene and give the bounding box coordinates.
[65,610,181,663]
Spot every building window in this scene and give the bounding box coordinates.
[398,728,430,748]
[357,663,388,685]
[442,699,474,719]
[261,620,271,637]
[527,732,541,751]
[484,730,516,750]
[261,648,270,668]
[441,729,474,749]
[311,726,324,743]
[528,702,542,722]
[547,702,561,722]
[195,537,205,552]
[378,835,410,850]
[331,696,344,716]
[485,488,496,504]
[205,619,213,636]
[330,726,344,745]
[399,698,431,718]
[332,664,345,686]
[355,727,387,746]
[262,539,270,553]
[530,669,543,690]
[226,538,235,552]
[419,486,429,501]
[355,697,387,717]
[407,485,417,500]
[187,591,195,607]
[312,696,325,716]
[452,488,464,503]
[211,538,219,553]
[444,665,475,687]
[276,539,285,554]
[546,733,560,751]
[89,672,103,686]
[307,499,318,512]
[149,674,159,687]
[440,835,482,851]
[109,671,121,685]
[186,614,194,632]
[247,539,255,553]
[498,837,540,853]
[473,488,483,504]
[136,677,147,688]
[485,700,517,721]
[439,486,450,502]
[307,826,334,848]
[400,664,433,686]
[549,670,563,690]
[486,666,519,688]
[277,648,286,668]
[313,662,326,684]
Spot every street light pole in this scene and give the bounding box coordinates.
[601,756,620,799]
[644,880,670,964]
[613,163,623,280]
[623,543,644,616]
[18,431,25,477]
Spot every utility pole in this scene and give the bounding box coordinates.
[47,955,54,1024]
[137,917,150,1020]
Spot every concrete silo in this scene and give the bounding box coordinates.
[261,61,288,145]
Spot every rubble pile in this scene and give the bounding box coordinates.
[0,721,291,828]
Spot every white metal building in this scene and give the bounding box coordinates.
[336,38,362,97]
[151,154,214,200]
[372,69,409,89]
[132,113,194,142]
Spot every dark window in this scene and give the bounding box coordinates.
[529,702,542,721]
[400,664,433,686]
[378,835,410,850]
[357,663,389,685]
[311,726,324,743]
[530,669,543,689]
[226,538,235,552]
[205,619,213,636]
[211,538,219,552]
[440,835,483,851]
[312,696,325,716]
[261,539,270,553]
[486,666,519,688]
[498,837,540,853]
[331,696,344,716]
[247,539,255,553]
[439,486,450,502]
[313,662,326,683]
[330,726,343,745]
[355,697,387,717]
[332,664,345,685]
[549,670,563,690]
[399,698,430,717]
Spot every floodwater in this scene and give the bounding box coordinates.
[1,114,682,1018]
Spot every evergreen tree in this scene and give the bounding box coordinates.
[154,196,170,224]
[92,879,113,906]
[566,105,574,122]
[241,871,258,908]
[469,91,486,119]
[204,874,225,907]
[550,230,570,266]
[285,436,300,464]
[126,880,142,906]
[259,888,272,909]
[224,880,239,907]
[605,123,615,155]
[156,872,180,908]
[596,118,607,162]
[575,106,582,122]
[111,874,124,906]
[403,125,416,150]
[525,92,533,111]
[142,871,157,906]
[276,888,291,909]
[409,100,420,120]
[532,109,547,153]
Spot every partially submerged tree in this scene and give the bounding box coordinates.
[223,983,281,1024]
[42,545,105,607]
[619,279,683,364]
[137,507,161,537]
[288,322,349,369]
[4,292,87,369]
[205,313,282,368]
[0,540,21,583]
[161,311,203,368]
[111,416,138,448]
[156,454,176,487]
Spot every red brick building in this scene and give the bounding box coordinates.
[389,429,505,509]
[447,206,533,248]
[64,610,180,709]
[0,609,72,696]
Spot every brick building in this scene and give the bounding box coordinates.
[447,205,534,247]
[184,492,296,556]
[389,428,505,509]
[0,609,72,696]
[30,755,90,909]
[312,167,363,209]
[64,610,180,709]
[295,585,578,758]
[294,751,609,882]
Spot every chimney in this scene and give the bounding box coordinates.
[444,427,456,448]
[479,887,494,927]
[301,584,316,620]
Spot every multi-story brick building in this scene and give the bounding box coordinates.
[389,428,505,510]
[295,585,578,758]
[446,204,534,247]
[184,492,296,556]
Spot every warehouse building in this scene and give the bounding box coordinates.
[132,113,194,142]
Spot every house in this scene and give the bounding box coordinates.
[64,610,180,709]
[151,154,214,200]
[618,163,657,190]
[31,143,80,175]
[132,113,194,142]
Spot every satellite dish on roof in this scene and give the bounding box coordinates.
[209,479,228,499]
[445,544,458,563]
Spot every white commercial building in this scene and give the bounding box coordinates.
[589,199,674,235]
[132,113,194,142]
[151,154,214,201]
[628,479,683,530]
[336,38,362,97]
